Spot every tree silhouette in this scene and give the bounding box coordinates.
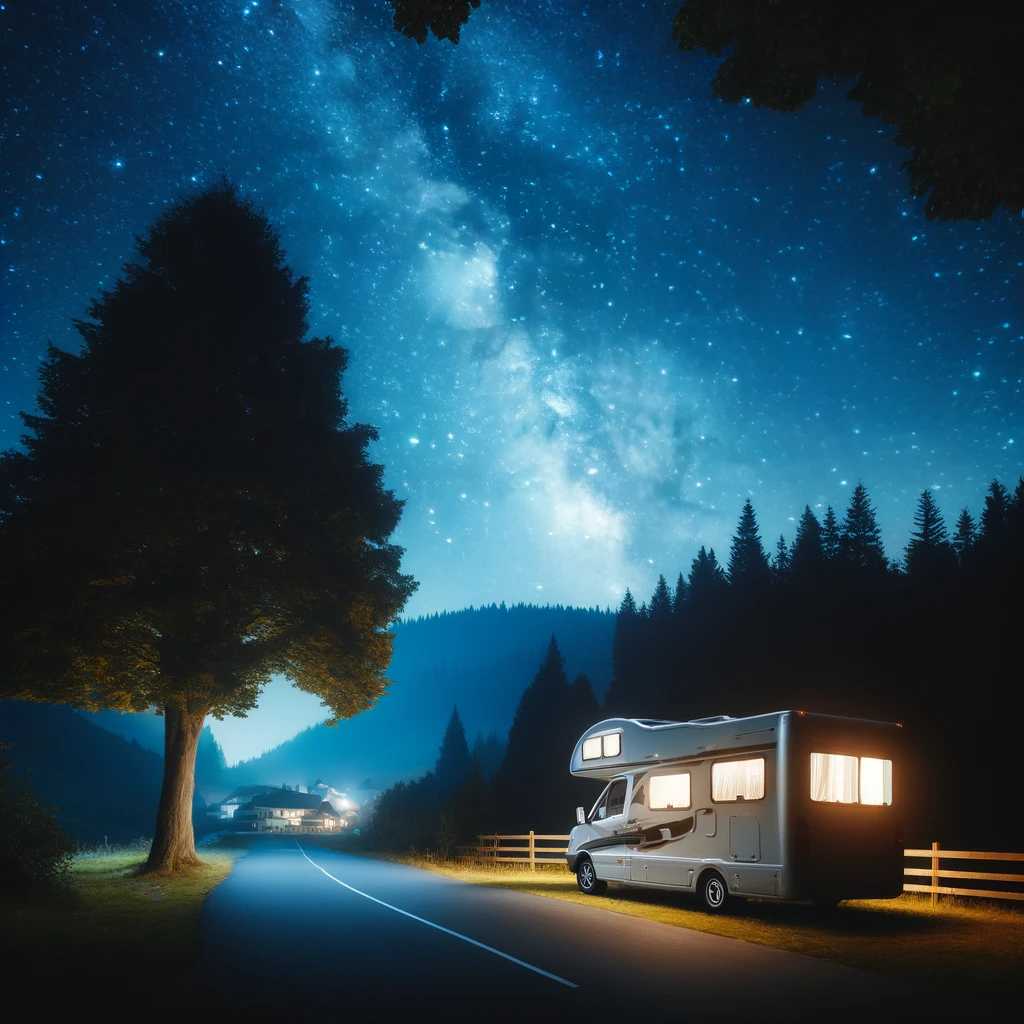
[0,182,416,873]
[389,0,480,44]
[822,505,841,563]
[435,706,471,797]
[791,505,824,580]
[649,574,673,619]
[772,534,792,583]
[727,499,771,587]
[951,508,977,569]
[978,480,1010,558]
[688,545,727,601]
[673,572,688,613]
[905,490,955,578]
[839,483,887,573]
[671,1,1024,221]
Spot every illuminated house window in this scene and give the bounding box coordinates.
[810,753,893,805]
[649,772,691,810]
[712,758,765,801]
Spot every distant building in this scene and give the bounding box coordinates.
[208,784,358,834]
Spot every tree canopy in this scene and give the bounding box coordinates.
[386,1,1023,221]
[0,182,416,871]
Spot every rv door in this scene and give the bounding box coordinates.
[586,776,629,881]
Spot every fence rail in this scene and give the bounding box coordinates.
[456,832,569,870]
[903,842,1024,904]
[457,835,1024,900]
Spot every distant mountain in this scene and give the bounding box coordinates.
[0,701,167,844]
[222,603,615,792]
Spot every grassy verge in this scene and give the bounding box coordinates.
[0,836,247,993]
[386,855,1024,995]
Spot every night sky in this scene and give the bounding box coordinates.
[5,0,1022,623]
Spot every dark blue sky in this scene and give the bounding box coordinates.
[4,0,1022,620]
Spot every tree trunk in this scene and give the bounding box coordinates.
[143,704,208,874]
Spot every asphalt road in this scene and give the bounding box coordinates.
[200,837,978,1020]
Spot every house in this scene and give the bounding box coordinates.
[209,784,357,834]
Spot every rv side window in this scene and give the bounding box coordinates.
[649,773,691,810]
[582,737,602,760]
[811,753,892,806]
[589,778,628,821]
[712,758,765,802]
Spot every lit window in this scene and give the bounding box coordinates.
[859,757,893,805]
[810,753,893,805]
[603,733,621,757]
[649,773,691,810]
[582,736,602,760]
[712,758,765,801]
[810,752,859,803]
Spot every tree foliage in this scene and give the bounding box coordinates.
[671,1,1024,221]
[0,182,416,872]
[0,742,76,896]
[389,0,480,44]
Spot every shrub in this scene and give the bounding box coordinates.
[0,742,76,895]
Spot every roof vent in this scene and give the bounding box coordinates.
[688,715,734,724]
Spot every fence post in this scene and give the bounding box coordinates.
[931,841,940,906]
[529,830,535,872]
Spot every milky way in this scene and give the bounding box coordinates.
[4,0,1022,617]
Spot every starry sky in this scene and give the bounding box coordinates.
[5,0,1022,624]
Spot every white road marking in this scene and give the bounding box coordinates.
[295,842,578,989]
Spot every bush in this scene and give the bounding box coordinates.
[0,742,76,895]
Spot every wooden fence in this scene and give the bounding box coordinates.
[903,843,1024,904]
[458,835,1024,901]
[456,832,569,870]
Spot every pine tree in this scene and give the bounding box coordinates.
[727,499,772,587]
[435,706,471,797]
[772,534,791,582]
[673,572,688,613]
[978,480,1010,555]
[839,483,887,572]
[822,505,841,562]
[951,508,977,567]
[470,731,505,781]
[905,490,955,577]
[688,545,727,601]
[649,574,672,618]
[606,589,641,714]
[0,182,417,873]
[791,505,824,579]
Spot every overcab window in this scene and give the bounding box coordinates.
[582,732,622,760]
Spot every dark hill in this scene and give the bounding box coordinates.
[223,603,615,791]
[0,701,167,844]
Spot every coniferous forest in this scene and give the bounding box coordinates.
[371,478,1024,854]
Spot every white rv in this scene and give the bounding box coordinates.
[565,711,904,911]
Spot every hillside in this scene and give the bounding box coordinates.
[0,701,167,844]
[222,603,615,792]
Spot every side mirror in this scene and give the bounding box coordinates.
[576,806,586,825]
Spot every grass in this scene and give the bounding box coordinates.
[0,836,247,993]
[386,854,1024,996]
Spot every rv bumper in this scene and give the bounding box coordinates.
[565,853,579,873]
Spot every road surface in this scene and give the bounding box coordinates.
[200,837,978,1018]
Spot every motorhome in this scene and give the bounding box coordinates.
[565,711,904,911]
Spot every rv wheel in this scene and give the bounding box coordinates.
[697,871,728,913]
[575,857,607,896]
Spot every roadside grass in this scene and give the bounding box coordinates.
[386,855,1024,995]
[0,836,247,992]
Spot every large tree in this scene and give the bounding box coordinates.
[0,183,417,873]
[386,2,1023,221]
[839,483,887,573]
[904,489,955,577]
[727,499,771,588]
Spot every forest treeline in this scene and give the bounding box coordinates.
[370,478,1024,852]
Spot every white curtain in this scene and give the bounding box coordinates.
[712,758,765,801]
[810,752,859,803]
